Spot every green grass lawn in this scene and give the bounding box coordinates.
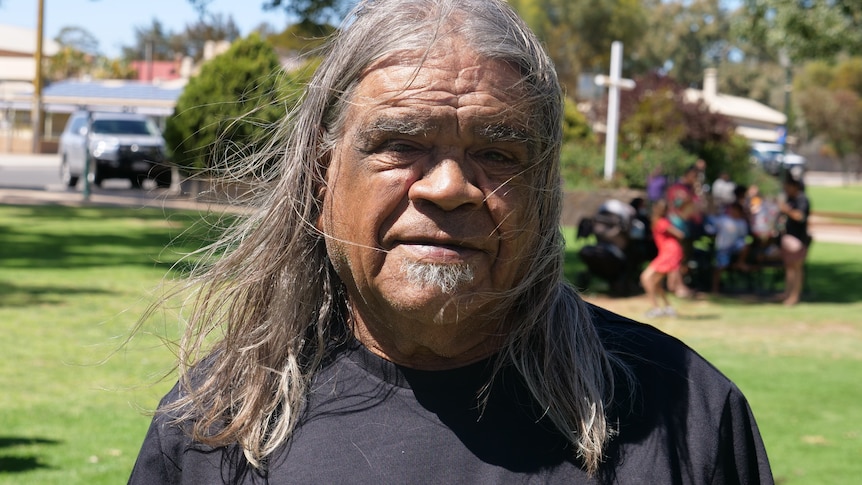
[0,205,222,484]
[807,184,862,215]
[1,202,861,484]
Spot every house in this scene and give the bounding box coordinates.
[1,33,299,154]
[685,68,787,144]
[0,24,60,153]
[0,24,193,154]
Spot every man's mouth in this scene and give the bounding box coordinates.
[395,240,482,263]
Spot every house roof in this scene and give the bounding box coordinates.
[684,89,787,126]
[0,25,60,56]
[38,79,187,116]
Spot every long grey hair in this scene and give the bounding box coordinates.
[161,0,623,476]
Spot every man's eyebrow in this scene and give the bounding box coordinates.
[357,116,437,140]
[355,116,530,146]
[476,123,530,143]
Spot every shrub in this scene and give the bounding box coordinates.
[164,34,312,172]
[560,142,607,188]
[616,144,697,188]
[563,97,595,144]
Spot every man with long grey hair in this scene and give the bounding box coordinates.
[129,0,773,483]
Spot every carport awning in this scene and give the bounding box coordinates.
[41,96,176,116]
[736,126,783,143]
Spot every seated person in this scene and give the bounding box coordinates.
[711,202,750,293]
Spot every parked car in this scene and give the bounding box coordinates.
[59,111,171,189]
[749,141,806,179]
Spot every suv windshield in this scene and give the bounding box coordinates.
[92,119,159,136]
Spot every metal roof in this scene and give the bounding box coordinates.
[40,79,186,115]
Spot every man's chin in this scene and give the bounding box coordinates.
[402,261,475,294]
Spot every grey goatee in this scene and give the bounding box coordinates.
[402,261,475,294]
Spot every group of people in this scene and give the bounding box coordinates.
[128,1,774,483]
[641,161,812,317]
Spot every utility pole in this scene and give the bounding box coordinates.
[595,41,635,181]
[31,0,45,154]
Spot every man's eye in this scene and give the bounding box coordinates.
[476,150,517,165]
[384,141,420,153]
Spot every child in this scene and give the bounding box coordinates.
[710,202,750,293]
[640,198,689,318]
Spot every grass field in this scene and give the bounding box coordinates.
[0,205,219,484]
[1,201,861,484]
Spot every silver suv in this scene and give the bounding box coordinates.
[749,142,806,179]
[59,111,171,189]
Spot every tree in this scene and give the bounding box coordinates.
[510,0,646,97]
[630,0,733,88]
[265,20,335,56]
[54,26,100,56]
[181,13,241,61]
[122,19,178,61]
[261,0,351,22]
[164,34,311,171]
[732,0,862,64]
[120,15,242,63]
[795,58,862,177]
[188,0,351,24]
[43,25,138,81]
[44,45,91,81]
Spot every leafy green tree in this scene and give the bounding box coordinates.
[795,58,862,176]
[189,0,352,24]
[562,98,595,144]
[630,0,732,88]
[121,16,241,62]
[45,26,136,81]
[164,34,311,171]
[54,26,100,56]
[832,58,862,96]
[260,0,352,23]
[182,13,242,61]
[265,21,336,56]
[122,19,179,61]
[510,0,646,97]
[719,60,785,109]
[732,0,862,63]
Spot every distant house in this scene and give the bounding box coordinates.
[0,24,191,154]
[0,24,60,152]
[0,25,59,84]
[1,34,296,154]
[130,59,184,83]
[685,68,787,144]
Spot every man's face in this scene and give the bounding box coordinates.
[320,38,537,340]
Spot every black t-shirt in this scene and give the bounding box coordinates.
[128,305,773,484]
[784,192,810,245]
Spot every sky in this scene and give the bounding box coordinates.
[0,0,291,57]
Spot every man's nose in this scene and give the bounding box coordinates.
[408,156,484,211]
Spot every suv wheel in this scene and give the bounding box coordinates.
[88,165,103,188]
[154,170,172,189]
[60,158,79,188]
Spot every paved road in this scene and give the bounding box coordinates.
[1,154,861,244]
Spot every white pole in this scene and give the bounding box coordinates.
[604,41,623,181]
